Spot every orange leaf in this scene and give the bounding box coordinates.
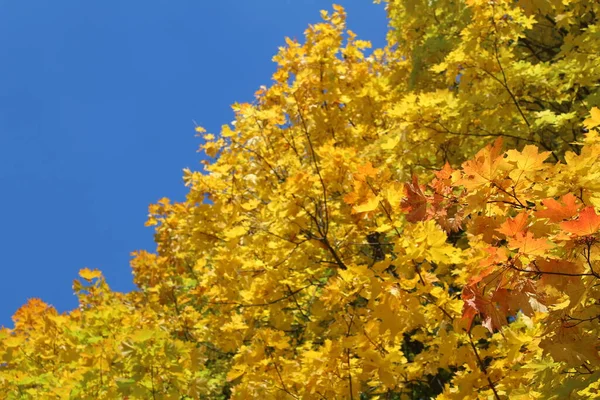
[356,162,378,181]
[430,162,455,196]
[537,259,584,289]
[535,193,579,222]
[497,213,529,237]
[508,232,553,256]
[459,138,506,189]
[560,206,600,237]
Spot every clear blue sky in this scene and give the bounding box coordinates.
[0,1,387,328]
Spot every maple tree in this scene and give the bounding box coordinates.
[2,1,600,398]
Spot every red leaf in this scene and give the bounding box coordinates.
[401,175,427,222]
[461,285,508,333]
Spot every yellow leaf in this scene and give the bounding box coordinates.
[382,183,403,207]
[583,107,600,130]
[471,325,489,341]
[505,145,550,172]
[131,329,155,342]
[79,268,102,281]
[375,223,393,232]
[227,365,246,382]
[380,135,400,150]
[353,195,380,214]
[241,199,260,211]
[3,336,25,348]
[224,225,246,239]
[549,298,570,311]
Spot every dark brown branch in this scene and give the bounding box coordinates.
[508,263,598,278]
[468,332,501,400]
[294,92,330,235]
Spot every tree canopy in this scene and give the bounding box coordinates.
[2,1,600,398]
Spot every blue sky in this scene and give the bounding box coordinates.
[0,1,387,328]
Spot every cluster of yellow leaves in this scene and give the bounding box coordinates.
[2,1,600,399]
[0,273,228,399]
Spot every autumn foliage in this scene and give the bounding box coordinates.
[3,0,600,398]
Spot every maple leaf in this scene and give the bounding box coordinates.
[435,162,453,181]
[508,231,553,257]
[79,268,103,281]
[401,175,427,222]
[536,259,584,290]
[356,162,379,181]
[223,225,247,239]
[560,206,600,237]
[459,138,507,189]
[535,193,579,222]
[497,212,529,237]
[462,285,507,332]
[227,366,247,382]
[353,195,380,214]
[468,247,508,285]
[381,182,403,208]
[505,145,550,172]
[583,107,600,130]
[431,162,454,194]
